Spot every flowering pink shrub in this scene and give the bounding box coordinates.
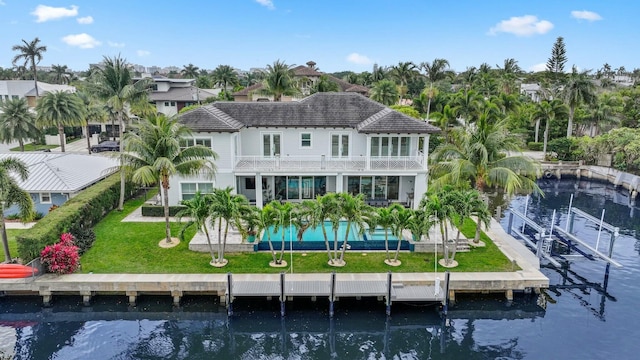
[40,233,80,274]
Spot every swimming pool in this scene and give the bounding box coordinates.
[255,221,412,251]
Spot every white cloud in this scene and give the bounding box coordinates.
[77,16,94,24]
[255,0,275,10]
[31,5,78,22]
[571,10,602,21]
[137,50,151,57]
[62,33,101,49]
[346,53,373,65]
[529,63,547,72]
[0,1,6,6]
[108,41,125,48]
[488,15,553,36]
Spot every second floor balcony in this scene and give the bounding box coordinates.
[234,154,426,172]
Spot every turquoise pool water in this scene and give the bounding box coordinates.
[264,221,400,242]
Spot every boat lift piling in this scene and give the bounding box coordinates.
[329,271,336,318]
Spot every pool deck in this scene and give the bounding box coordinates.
[0,216,549,311]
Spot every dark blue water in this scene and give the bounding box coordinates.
[1,179,639,359]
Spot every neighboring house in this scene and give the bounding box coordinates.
[0,80,74,107]
[174,93,440,209]
[0,153,118,216]
[232,61,369,102]
[520,83,541,103]
[140,75,218,116]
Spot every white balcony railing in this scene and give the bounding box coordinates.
[234,155,425,171]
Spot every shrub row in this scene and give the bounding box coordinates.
[527,142,543,151]
[17,174,136,262]
[141,205,186,217]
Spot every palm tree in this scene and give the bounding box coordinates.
[563,66,597,137]
[337,193,370,264]
[1,157,35,262]
[89,55,152,210]
[533,99,569,155]
[211,65,239,93]
[496,58,522,94]
[310,75,340,93]
[260,202,280,264]
[430,114,541,196]
[317,193,342,265]
[265,200,294,265]
[0,98,41,151]
[209,187,248,266]
[392,205,412,263]
[176,191,217,264]
[12,38,47,98]
[421,58,453,83]
[35,91,86,153]
[390,61,419,89]
[370,79,399,106]
[430,104,460,140]
[421,191,456,267]
[453,90,483,125]
[123,114,218,246]
[50,64,71,84]
[181,64,200,78]
[587,93,621,136]
[76,90,107,154]
[261,60,298,101]
[373,206,398,262]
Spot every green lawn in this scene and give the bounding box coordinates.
[1,229,26,261]
[80,197,515,274]
[10,143,58,152]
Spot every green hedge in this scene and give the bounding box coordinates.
[17,174,136,262]
[527,142,543,151]
[141,205,186,217]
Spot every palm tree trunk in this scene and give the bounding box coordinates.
[543,121,550,155]
[19,140,24,152]
[384,230,390,260]
[474,218,482,243]
[267,233,277,263]
[333,228,339,261]
[534,119,540,143]
[321,224,333,264]
[203,226,216,263]
[217,218,223,263]
[439,221,446,264]
[443,221,450,265]
[58,125,66,153]
[118,111,125,211]
[339,222,351,261]
[85,125,91,155]
[278,230,285,264]
[32,58,39,98]
[567,106,575,138]
[1,209,12,262]
[163,183,172,244]
[221,220,229,262]
[393,230,403,262]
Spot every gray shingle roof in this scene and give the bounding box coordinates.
[179,93,440,134]
[0,153,118,193]
[149,87,198,102]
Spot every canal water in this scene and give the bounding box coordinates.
[1,179,639,359]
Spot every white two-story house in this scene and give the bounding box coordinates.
[170,93,440,209]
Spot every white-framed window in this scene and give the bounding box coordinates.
[262,132,282,157]
[370,136,410,157]
[164,101,176,107]
[300,133,312,148]
[330,133,350,158]
[40,193,52,204]
[180,138,212,149]
[181,182,214,201]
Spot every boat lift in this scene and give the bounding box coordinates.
[506,194,623,269]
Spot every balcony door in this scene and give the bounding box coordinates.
[331,134,349,158]
[262,133,281,157]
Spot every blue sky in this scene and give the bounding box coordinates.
[0,0,636,73]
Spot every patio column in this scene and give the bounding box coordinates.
[365,136,371,170]
[413,173,428,210]
[422,135,429,170]
[255,174,263,209]
[336,173,344,193]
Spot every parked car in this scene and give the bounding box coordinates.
[91,141,120,153]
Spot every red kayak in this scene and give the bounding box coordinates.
[0,264,39,278]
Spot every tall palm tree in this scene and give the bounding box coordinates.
[176,191,217,265]
[587,93,621,136]
[318,193,342,265]
[35,91,86,153]
[76,90,107,154]
[261,60,298,101]
[89,55,152,210]
[12,38,47,98]
[337,193,370,264]
[421,58,453,83]
[181,64,200,79]
[563,66,597,137]
[430,114,541,196]
[209,187,248,266]
[496,58,522,94]
[259,202,280,264]
[211,65,239,92]
[370,79,399,106]
[266,200,294,265]
[392,205,413,263]
[533,99,569,155]
[0,98,41,151]
[430,104,460,140]
[310,75,340,94]
[453,90,483,125]
[0,157,35,262]
[390,61,419,89]
[50,64,71,84]
[123,114,218,246]
[420,190,456,267]
[372,65,388,82]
